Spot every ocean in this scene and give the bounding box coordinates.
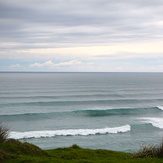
[0,72,163,152]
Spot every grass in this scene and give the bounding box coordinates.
[0,140,163,163]
[0,125,163,162]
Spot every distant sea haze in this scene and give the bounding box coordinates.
[1,72,163,152]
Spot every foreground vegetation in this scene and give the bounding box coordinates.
[1,125,163,162]
[1,139,163,162]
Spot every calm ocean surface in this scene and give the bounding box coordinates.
[1,72,163,152]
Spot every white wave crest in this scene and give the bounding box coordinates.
[9,125,130,139]
[157,106,163,111]
[138,117,163,129]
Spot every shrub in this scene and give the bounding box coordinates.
[5,139,48,156]
[70,144,81,149]
[133,145,157,158]
[0,124,9,143]
[156,140,163,158]
[133,140,163,158]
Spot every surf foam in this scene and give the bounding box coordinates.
[9,125,130,139]
[138,117,163,129]
[157,106,163,111]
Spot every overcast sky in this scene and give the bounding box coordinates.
[1,0,163,72]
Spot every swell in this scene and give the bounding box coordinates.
[0,106,162,119]
[0,94,123,99]
[0,89,113,95]
[0,98,161,107]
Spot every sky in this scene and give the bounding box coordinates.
[0,0,163,72]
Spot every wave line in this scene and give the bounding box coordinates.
[9,125,131,139]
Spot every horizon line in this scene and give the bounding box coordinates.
[0,71,163,73]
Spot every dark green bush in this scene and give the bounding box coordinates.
[70,144,81,149]
[5,139,48,156]
[0,150,6,163]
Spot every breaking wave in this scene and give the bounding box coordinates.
[138,117,163,129]
[157,106,163,111]
[9,125,131,139]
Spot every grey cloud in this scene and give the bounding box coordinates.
[0,0,163,49]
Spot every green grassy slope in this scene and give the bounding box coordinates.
[0,139,163,163]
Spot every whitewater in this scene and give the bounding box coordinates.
[1,72,163,152]
[9,125,131,139]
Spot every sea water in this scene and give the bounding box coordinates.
[0,72,163,152]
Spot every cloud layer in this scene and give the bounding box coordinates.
[0,0,163,72]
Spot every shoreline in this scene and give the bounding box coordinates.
[1,139,163,162]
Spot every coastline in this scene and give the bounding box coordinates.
[1,139,163,162]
